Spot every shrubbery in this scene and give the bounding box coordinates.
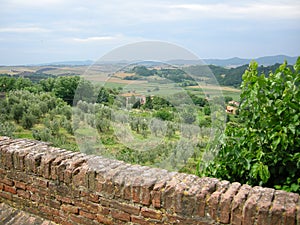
[201,58,300,193]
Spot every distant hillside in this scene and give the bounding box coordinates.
[18,55,297,67]
[204,55,298,67]
[36,60,94,66]
[209,63,294,87]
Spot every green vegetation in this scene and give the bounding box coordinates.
[1,59,299,193]
[201,58,300,193]
[209,63,294,87]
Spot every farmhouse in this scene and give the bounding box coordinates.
[119,92,146,106]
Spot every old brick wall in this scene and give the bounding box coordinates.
[0,136,299,225]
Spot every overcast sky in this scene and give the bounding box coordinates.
[0,0,299,65]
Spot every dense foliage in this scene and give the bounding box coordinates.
[201,58,300,193]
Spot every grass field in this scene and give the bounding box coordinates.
[0,64,241,100]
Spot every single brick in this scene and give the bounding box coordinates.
[242,186,263,225]
[208,180,230,221]
[3,185,17,194]
[284,192,298,225]
[40,205,60,217]
[195,177,219,218]
[141,207,163,220]
[15,181,26,190]
[56,195,73,204]
[74,200,99,214]
[131,215,149,225]
[17,189,30,199]
[111,200,140,215]
[79,209,96,220]
[256,188,274,225]
[270,190,286,225]
[61,204,79,214]
[231,184,251,225]
[219,182,241,224]
[0,191,12,200]
[96,214,113,225]
[45,198,61,209]
[111,209,131,222]
[0,178,14,186]
[33,177,48,188]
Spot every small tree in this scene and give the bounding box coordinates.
[202,58,300,193]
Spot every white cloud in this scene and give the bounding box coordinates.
[4,0,70,8]
[72,35,119,42]
[170,2,300,20]
[0,27,50,33]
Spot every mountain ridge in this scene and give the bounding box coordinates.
[6,55,298,67]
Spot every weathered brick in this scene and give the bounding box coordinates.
[219,182,241,223]
[40,205,60,217]
[70,214,98,225]
[194,177,219,217]
[56,184,71,196]
[151,190,162,208]
[140,171,157,206]
[208,180,230,221]
[79,209,96,220]
[24,152,43,173]
[39,151,59,179]
[0,178,14,186]
[30,193,41,202]
[270,190,286,225]
[256,188,274,225]
[231,184,251,225]
[72,164,90,187]
[99,205,110,215]
[96,214,113,225]
[132,177,142,203]
[17,189,30,199]
[283,192,298,225]
[74,199,98,214]
[88,193,99,203]
[50,151,76,180]
[3,185,17,194]
[243,186,263,225]
[284,192,298,225]
[141,207,162,220]
[61,204,79,214]
[45,198,61,209]
[15,181,26,190]
[111,209,131,222]
[13,145,37,171]
[0,191,12,200]
[151,180,166,208]
[163,174,181,212]
[33,177,48,188]
[111,200,140,215]
[131,215,149,225]
[56,195,73,204]
[167,214,184,224]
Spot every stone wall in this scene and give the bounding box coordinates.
[0,136,299,225]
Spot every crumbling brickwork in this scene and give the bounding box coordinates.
[0,136,299,225]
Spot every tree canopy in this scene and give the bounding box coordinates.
[201,57,300,193]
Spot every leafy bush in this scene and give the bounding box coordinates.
[201,58,300,193]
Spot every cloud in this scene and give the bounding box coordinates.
[170,2,300,20]
[4,0,70,8]
[0,27,50,33]
[72,35,120,42]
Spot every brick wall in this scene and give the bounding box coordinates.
[0,136,299,225]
